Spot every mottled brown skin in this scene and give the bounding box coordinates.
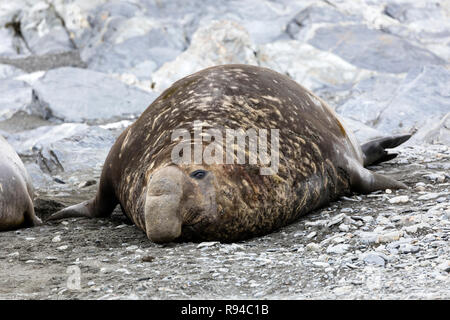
[49,64,409,243]
[0,136,42,231]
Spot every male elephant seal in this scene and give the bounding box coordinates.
[49,64,410,243]
[0,135,42,231]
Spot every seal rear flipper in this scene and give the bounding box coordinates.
[361,134,411,167]
[351,168,407,194]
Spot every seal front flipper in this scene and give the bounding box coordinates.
[46,199,94,221]
[46,188,119,222]
[361,134,411,167]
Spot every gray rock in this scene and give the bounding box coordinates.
[8,123,115,186]
[410,113,450,146]
[0,25,31,57]
[80,3,186,74]
[18,2,75,55]
[338,65,450,134]
[50,0,109,48]
[258,40,373,92]
[326,244,350,254]
[398,244,420,254]
[384,2,444,24]
[361,252,386,266]
[388,196,409,204]
[30,67,156,122]
[0,78,33,121]
[0,64,25,79]
[417,193,442,201]
[137,0,306,45]
[0,50,87,74]
[287,3,361,39]
[309,24,445,73]
[152,20,258,92]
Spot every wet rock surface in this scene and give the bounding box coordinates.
[0,0,449,299]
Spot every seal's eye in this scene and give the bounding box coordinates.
[190,169,207,180]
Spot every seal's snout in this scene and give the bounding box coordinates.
[144,166,184,243]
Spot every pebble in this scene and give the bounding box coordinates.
[116,268,131,275]
[306,243,321,252]
[377,230,403,243]
[398,244,420,254]
[437,261,450,273]
[333,286,352,295]
[141,256,155,263]
[312,261,330,268]
[361,252,386,266]
[197,241,220,249]
[362,216,374,223]
[45,256,58,260]
[423,173,446,183]
[306,231,317,239]
[327,213,346,227]
[388,196,409,204]
[78,180,97,188]
[326,244,350,254]
[57,245,69,251]
[417,193,441,201]
[52,235,61,242]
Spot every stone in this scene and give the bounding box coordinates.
[411,113,450,146]
[50,0,109,47]
[18,1,75,55]
[80,3,186,74]
[377,230,403,243]
[423,173,447,183]
[7,123,115,188]
[361,252,386,266]
[326,244,350,254]
[305,243,321,252]
[388,196,409,204]
[309,24,445,74]
[398,244,420,254]
[287,3,361,40]
[258,40,372,92]
[338,65,450,134]
[0,25,31,57]
[151,20,258,92]
[197,242,220,249]
[0,63,25,79]
[437,261,450,273]
[30,67,156,122]
[0,78,33,121]
[417,193,442,201]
